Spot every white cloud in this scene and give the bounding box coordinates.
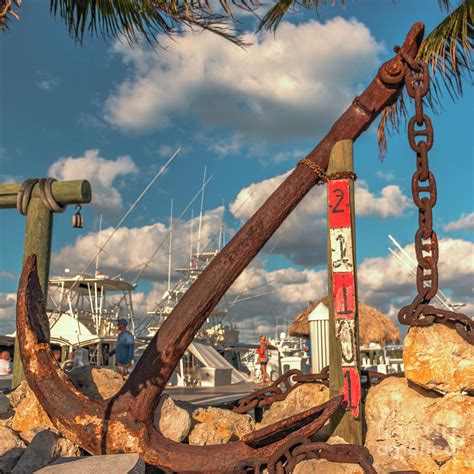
[51,207,225,284]
[230,171,410,265]
[375,170,396,181]
[48,149,138,216]
[0,293,16,335]
[358,238,474,314]
[443,212,474,232]
[36,78,60,92]
[104,18,383,140]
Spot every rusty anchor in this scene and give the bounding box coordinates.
[16,23,425,473]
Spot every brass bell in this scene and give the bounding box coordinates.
[72,205,84,229]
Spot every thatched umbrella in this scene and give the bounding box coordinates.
[289,297,400,347]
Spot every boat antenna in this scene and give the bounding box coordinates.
[190,209,194,266]
[64,148,181,297]
[114,176,213,284]
[95,214,103,276]
[218,200,224,252]
[388,234,464,312]
[168,199,173,293]
[196,166,206,257]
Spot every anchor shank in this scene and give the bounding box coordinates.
[119,23,425,421]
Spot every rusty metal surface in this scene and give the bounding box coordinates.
[236,436,377,474]
[231,368,329,414]
[396,51,473,344]
[115,23,425,423]
[16,22,427,473]
[16,256,355,473]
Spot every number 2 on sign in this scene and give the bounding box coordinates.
[332,189,344,213]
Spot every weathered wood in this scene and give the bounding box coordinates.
[12,198,53,388]
[0,180,91,209]
[9,179,91,388]
[115,23,425,422]
[327,140,363,444]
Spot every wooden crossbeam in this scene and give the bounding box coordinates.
[0,179,91,388]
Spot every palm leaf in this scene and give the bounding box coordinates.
[378,0,472,157]
[49,0,258,46]
[257,0,344,32]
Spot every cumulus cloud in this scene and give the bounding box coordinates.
[48,149,138,216]
[443,212,474,232]
[0,293,16,335]
[358,238,474,315]
[229,171,410,265]
[51,207,225,284]
[104,18,383,140]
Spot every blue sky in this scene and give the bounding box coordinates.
[0,0,472,340]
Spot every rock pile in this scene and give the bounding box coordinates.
[0,367,334,471]
[364,323,474,473]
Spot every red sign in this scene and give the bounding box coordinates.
[333,273,355,319]
[328,177,360,418]
[328,179,351,228]
[341,367,361,417]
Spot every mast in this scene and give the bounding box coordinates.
[168,199,173,293]
[190,209,194,267]
[95,214,103,276]
[196,167,206,257]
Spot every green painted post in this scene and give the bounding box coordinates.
[0,180,91,389]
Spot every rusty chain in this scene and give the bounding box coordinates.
[396,48,473,344]
[235,435,377,473]
[298,158,357,183]
[231,367,329,414]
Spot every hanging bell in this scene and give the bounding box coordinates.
[72,205,84,229]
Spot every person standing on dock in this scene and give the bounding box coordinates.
[106,319,134,376]
[257,336,271,388]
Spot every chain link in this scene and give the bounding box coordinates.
[397,52,473,344]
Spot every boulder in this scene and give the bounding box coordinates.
[153,395,193,442]
[294,436,364,474]
[0,426,26,456]
[365,376,473,473]
[0,447,25,473]
[6,380,29,408]
[0,390,11,414]
[404,324,474,393]
[188,407,254,445]
[11,429,81,473]
[10,385,54,432]
[68,367,125,400]
[36,454,145,473]
[256,383,329,428]
[294,459,363,474]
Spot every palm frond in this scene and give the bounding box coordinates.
[0,0,21,29]
[49,0,258,47]
[257,0,344,33]
[378,0,473,157]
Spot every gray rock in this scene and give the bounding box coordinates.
[0,426,26,456]
[0,447,25,473]
[35,454,145,473]
[153,395,192,442]
[11,429,81,473]
[0,391,11,414]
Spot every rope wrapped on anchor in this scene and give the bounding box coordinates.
[16,178,67,215]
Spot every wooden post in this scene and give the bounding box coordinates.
[327,140,363,444]
[0,180,91,388]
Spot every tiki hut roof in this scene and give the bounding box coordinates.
[289,297,400,347]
